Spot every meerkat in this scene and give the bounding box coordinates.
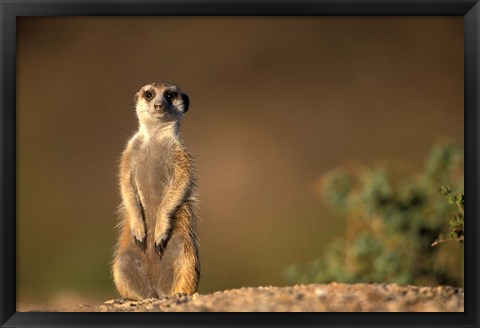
[112,82,200,300]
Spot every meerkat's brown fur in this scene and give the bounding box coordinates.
[112,82,200,299]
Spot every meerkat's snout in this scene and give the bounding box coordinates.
[154,101,165,111]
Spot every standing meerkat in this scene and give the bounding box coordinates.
[112,82,200,299]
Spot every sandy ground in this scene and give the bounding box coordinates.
[60,283,464,312]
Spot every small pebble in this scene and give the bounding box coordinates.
[98,305,109,312]
[315,288,328,298]
[144,304,154,310]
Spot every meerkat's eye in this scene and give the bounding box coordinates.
[165,91,177,102]
[144,90,154,100]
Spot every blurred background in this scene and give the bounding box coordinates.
[17,16,464,310]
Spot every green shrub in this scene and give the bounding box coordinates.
[286,143,464,287]
[432,185,464,246]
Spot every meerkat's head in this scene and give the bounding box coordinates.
[133,82,189,127]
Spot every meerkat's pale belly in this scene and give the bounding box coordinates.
[134,143,175,231]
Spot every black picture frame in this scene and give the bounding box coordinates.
[1,1,479,327]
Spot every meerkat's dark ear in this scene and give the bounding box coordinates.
[133,93,139,110]
[181,93,190,113]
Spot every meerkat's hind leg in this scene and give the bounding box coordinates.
[152,232,186,297]
[113,249,154,300]
[171,240,200,295]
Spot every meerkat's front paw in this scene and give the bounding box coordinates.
[134,236,147,252]
[154,233,171,257]
[131,224,147,252]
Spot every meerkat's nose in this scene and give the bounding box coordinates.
[154,102,164,110]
